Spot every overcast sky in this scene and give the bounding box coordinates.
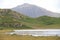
[0,0,60,13]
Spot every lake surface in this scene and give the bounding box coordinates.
[9,29,60,36]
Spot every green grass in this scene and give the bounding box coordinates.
[0,9,60,29]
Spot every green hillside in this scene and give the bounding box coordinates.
[0,9,60,29]
[0,9,33,29]
[21,16,60,29]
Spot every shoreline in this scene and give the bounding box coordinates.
[8,29,60,37]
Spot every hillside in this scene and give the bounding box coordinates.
[0,9,33,29]
[0,9,60,29]
[22,16,60,29]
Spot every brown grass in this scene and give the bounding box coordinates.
[0,30,60,40]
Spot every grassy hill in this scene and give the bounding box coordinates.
[0,9,60,29]
[0,9,33,29]
[21,16,60,29]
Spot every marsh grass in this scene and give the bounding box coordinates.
[0,30,60,40]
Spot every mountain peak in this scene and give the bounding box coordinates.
[20,3,34,7]
[22,3,30,5]
[12,3,60,18]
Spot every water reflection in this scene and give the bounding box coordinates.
[10,29,60,36]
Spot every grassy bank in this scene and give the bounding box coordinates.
[0,30,60,40]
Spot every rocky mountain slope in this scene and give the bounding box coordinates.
[12,3,60,18]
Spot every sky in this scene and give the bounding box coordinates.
[0,0,60,13]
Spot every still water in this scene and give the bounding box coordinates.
[10,29,60,36]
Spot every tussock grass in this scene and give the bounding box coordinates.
[0,30,60,40]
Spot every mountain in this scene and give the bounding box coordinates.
[12,3,60,18]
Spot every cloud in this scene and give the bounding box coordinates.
[0,0,60,13]
[0,0,25,8]
[37,0,60,13]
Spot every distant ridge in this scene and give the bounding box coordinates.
[12,3,60,18]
